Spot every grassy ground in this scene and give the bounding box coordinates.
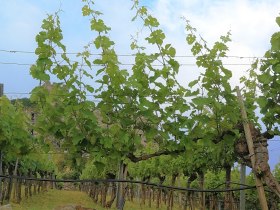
[10,189,181,210]
[11,190,105,210]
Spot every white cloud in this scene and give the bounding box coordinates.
[1,0,279,92]
[145,0,280,168]
[144,0,280,86]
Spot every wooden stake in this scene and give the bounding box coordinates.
[236,86,268,210]
[240,164,246,210]
[0,84,3,97]
[0,84,3,205]
[116,160,124,210]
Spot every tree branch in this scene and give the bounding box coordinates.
[127,149,185,163]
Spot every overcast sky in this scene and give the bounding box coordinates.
[0,0,280,168]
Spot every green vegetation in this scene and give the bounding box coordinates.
[1,0,280,209]
[12,190,98,210]
[11,189,182,210]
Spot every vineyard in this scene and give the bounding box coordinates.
[1,0,280,209]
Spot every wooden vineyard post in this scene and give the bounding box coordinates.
[236,86,268,210]
[240,163,246,210]
[116,160,124,210]
[0,84,3,97]
[0,151,2,205]
[0,84,3,205]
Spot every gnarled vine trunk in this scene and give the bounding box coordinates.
[156,175,165,209]
[224,164,234,210]
[235,124,280,199]
[105,182,116,208]
[184,172,197,210]
[198,171,205,210]
[167,173,178,210]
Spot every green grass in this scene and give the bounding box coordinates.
[11,189,182,210]
[12,190,106,210]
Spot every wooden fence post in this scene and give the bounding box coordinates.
[240,164,246,210]
[116,160,124,210]
[0,83,3,205]
[236,86,268,210]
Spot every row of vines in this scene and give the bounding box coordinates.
[1,0,280,209]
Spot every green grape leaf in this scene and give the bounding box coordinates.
[276,16,280,27]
